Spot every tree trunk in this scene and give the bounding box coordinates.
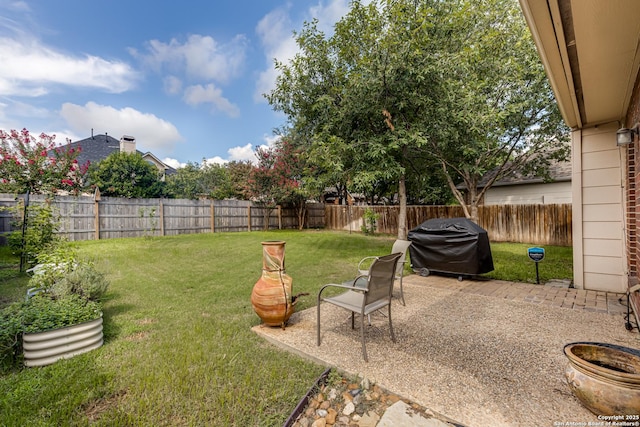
[397,175,407,239]
[296,202,307,230]
[469,203,479,224]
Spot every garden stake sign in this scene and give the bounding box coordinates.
[527,247,545,284]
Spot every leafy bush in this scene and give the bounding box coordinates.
[26,243,79,291]
[360,208,379,235]
[7,203,62,269]
[20,294,102,334]
[50,264,109,301]
[0,302,24,367]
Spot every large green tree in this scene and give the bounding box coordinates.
[166,161,232,200]
[88,152,166,198]
[268,0,568,231]
[429,0,569,221]
[268,0,446,238]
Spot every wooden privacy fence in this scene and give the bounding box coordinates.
[0,193,325,243]
[324,204,572,246]
[0,192,571,246]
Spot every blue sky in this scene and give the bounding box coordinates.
[0,0,352,168]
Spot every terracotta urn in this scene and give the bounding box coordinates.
[251,241,296,328]
[564,342,640,416]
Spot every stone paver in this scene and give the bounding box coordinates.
[419,277,627,315]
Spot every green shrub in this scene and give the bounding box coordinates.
[20,293,102,334]
[0,302,24,367]
[7,203,62,269]
[27,243,78,291]
[360,208,379,235]
[50,264,109,301]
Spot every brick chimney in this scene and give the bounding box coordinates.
[119,135,136,154]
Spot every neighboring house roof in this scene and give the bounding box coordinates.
[65,134,120,166]
[456,157,571,191]
[478,158,571,189]
[61,134,176,175]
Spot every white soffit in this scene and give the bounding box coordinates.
[520,0,640,129]
[572,0,640,127]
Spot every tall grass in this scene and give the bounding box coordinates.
[0,231,572,425]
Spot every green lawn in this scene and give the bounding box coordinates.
[0,231,572,426]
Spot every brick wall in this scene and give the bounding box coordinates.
[625,70,640,323]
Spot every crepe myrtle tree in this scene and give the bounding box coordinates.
[0,128,88,195]
[248,139,314,230]
[0,128,88,271]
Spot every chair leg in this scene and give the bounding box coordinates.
[361,311,368,362]
[398,277,406,306]
[351,312,355,329]
[317,301,321,346]
[388,303,396,343]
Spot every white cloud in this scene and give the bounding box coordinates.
[224,135,277,164]
[309,0,351,32]
[254,8,299,102]
[60,102,184,155]
[0,38,139,96]
[162,157,187,169]
[183,84,240,118]
[262,133,281,148]
[202,156,228,165]
[254,0,352,103]
[132,34,246,116]
[163,76,182,95]
[228,143,257,162]
[133,34,247,85]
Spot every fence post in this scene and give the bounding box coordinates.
[93,188,100,240]
[210,200,215,233]
[248,206,251,232]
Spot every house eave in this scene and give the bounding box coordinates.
[519,0,640,130]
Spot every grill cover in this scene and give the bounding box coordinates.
[408,217,494,275]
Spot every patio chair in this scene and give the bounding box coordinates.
[317,252,402,362]
[356,240,412,305]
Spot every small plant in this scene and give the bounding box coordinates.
[360,208,379,235]
[20,293,102,334]
[50,263,109,301]
[7,202,62,269]
[27,243,78,292]
[139,206,158,237]
[0,302,24,368]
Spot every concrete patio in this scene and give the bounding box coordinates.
[252,274,640,427]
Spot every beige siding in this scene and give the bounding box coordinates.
[583,238,622,257]
[582,167,620,187]
[582,203,623,222]
[483,182,571,205]
[573,124,626,293]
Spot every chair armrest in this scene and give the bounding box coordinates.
[350,274,368,288]
[318,279,368,303]
[357,256,377,274]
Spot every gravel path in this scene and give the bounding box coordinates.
[253,275,640,427]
